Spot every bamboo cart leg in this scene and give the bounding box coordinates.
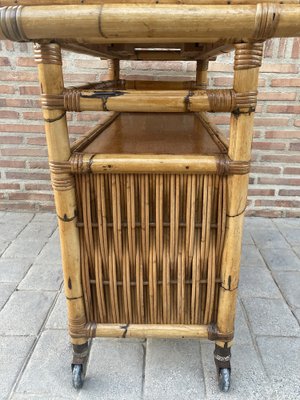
[196,60,209,88]
[215,42,263,391]
[107,58,120,81]
[34,42,89,389]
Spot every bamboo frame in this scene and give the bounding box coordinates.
[216,42,262,349]
[34,43,87,346]
[0,4,299,43]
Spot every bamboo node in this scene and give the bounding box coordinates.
[184,90,194,112]
[234,42,264,70]
[70,153,86,173]
[41,94,64,110]
[234,91,258,112]
[253,3,281,40]
[207,89,234,112]
[85,322,97,338]
[218,157,251,175]
[49,161,74,191]
[0,6,27,42]
[207,324,234,342]
[69,315,87,339]
[64,90,81,112]
[34,42,62,65]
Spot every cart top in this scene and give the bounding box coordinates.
[0,1,300,61]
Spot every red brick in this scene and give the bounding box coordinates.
[19,86,40,95]
[279,189,300,196]
[261,154,300,163]
[258,177,300,186]
[0,183,20,190]
[0,57,10,66]
[28,161,49,169]
[258,92,296,101]
[289,143,300,151]
[16,57,36,67]
[267,105,300,114]
[26,137,47,146]
[0,110,19,119]
[284,167,300,175]
[248,189,275,196]
[0,85,15,94]
[0,71,38,82]
[250,165,281,174]
[255,200,300,208]
[252,142,286,151]
[0,136,23,145]
[254,117,290,127]
[0,124,44,133]
[25,183,52,191]
[0,160,26,168]
[260,64,297,74]
[265,130,300,139]
[0,98,40,108]
[271,78,300,87]
[291,38,300,59]
[6,172,50,180]
[8,192,54,202]
[1,148,47,157]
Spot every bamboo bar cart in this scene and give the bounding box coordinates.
[1,0,299,392]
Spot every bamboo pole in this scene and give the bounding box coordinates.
[0,4,299,42]
[216,42,262,349]
[34,42,87,345]
[0,0,298,6]
[107,59,120,81]
[196,60,209,88]
[43,88,253,113]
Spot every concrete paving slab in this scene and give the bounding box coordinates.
[294,308,300,324]
[0,259,33,283]
[0,282,16,310]
[201,343,271,400]
[0,290,56,335]
[273,218,300,229]
[242,297,300,337]
[251,229,290,249]
[16,330,77,399]
[245,217,276,231]
[273,271,300,308]
[234,301,253,345]
[260,247,300,272]
[1,212,34,226]
[18,262,62,291]
[0,225,26,242]
[0,336,34,400]
[239,267,281,299]
[17,222,56,242]
[0,240,10,256]
[3,239,47,259]
[46,292,68,330]
[293,246,300,258]
[35,241,61,265]
[11,395,72,400]
[242,229,254,245]
[144,339,205,400]
[277,227,300,247]
[78,338,144,400]
[241,245,266,268]
[31,213,57,224]
[256,336,300,399]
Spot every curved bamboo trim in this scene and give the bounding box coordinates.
[41,89,257,113]
[1,4,300,42]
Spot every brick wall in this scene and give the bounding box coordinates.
[0,39,299,216]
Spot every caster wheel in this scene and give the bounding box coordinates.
[218,368,231,392]
[72,364,84,389]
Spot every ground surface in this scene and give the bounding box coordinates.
[0,212,299,400]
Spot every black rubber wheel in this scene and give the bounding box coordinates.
[72,364,84,389]
[218,368,231,392]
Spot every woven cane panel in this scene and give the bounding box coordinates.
[76,173,227,326]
